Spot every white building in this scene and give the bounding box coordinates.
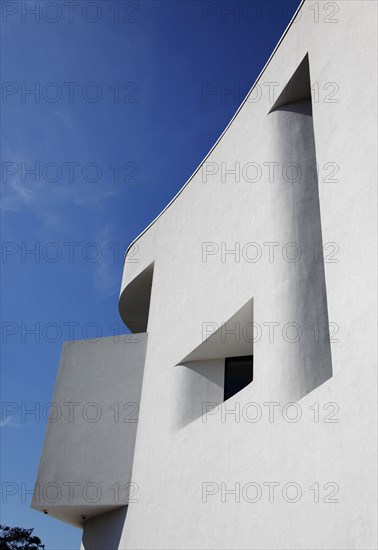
[32,1,378,548]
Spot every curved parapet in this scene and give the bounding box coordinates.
[119,263,154,333]
[118,3,307,325]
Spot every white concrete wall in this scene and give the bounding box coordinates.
[113,1,377,549]
[32,334,147,528]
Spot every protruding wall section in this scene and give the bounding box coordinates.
[32,335,147,527]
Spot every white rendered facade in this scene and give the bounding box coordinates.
[33,1,378,548]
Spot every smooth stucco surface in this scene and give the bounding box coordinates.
[32,334,147,527]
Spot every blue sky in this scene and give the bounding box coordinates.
[1,1,301,547]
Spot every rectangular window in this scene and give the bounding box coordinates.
[224,355,253,401]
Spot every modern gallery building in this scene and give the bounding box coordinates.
[32,1,377,548]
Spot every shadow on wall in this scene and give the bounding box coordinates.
[266,53,333,399]
[119,263,154,333]
[82,507,127,550]
[172,299,253,430]
[173,358,225,430]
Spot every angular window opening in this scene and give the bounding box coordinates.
[224,355,253,401]
[173,299,253,429]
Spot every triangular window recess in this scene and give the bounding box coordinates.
[269,54,311,113]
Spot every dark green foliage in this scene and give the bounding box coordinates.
[0,525,45,550]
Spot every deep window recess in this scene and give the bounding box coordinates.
[224,356,253,401]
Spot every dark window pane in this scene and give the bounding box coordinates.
[224,356,253,401]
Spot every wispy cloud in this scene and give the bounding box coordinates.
[91,225,121,295]
[0,416,22,429]
[0,416,11,428]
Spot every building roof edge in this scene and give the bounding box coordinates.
[123,0,306,262]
